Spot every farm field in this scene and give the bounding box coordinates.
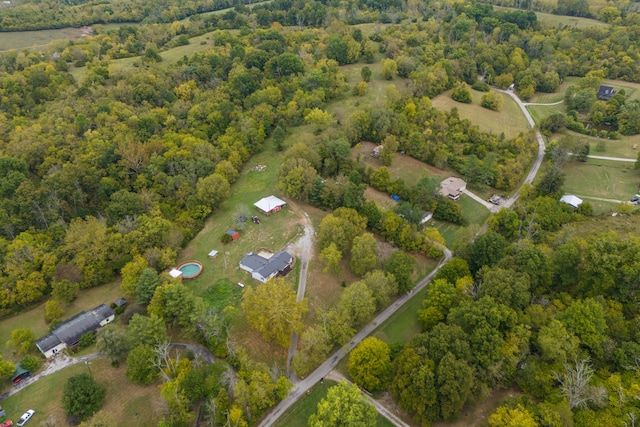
[431,89,530,140]
[562,158,640,213]
[0,357,163,426]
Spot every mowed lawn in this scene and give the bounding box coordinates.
[273,379,395,427]
[176,144,304,298]
[0,279,123,362]
[527,103,565,125]
[562,158,640,208]
[431,89,530,140]
[434,195,491,248]
[1,358,162,426]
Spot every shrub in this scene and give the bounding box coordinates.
[480,91,503,111]
[20,355,41,372]
[220,233,233,244]
[472,81,490,92]
[78,332,96,349]
[451,82,472,103]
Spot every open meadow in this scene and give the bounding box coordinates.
[561,158,640,213]
[0,357,163,426]
[431,89,530,140]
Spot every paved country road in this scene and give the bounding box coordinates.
[256,248,453,427]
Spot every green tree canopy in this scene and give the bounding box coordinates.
[308,381,377,427]
[241,277,308,348]
[62,373,106,421]
[348,337,391,391]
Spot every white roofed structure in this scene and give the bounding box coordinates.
[169,268,183,278]
[560,194,583,209]
[254,195,287,214]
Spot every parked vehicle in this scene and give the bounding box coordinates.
[251,216,260,224]
[0,420,14,427]
[16,410,34,427]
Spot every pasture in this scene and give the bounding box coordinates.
[0,357,162,427]
[562,158,640,213]
[431,89,531,140]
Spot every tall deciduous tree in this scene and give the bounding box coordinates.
[241,278,308,348]
[127,313,168,346]
[384,251,415,293]
[126,344,158,385]
[348,337,391,391]
[320,242,342,276]
[437,352,474,421]
[62,373,106,421]
[96,325,131,364]
[350,233,378,277]
[8,328,36,355]
[488,404,538,427]
[135,267,161,305]
[308,381,377,427]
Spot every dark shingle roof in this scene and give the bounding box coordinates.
[35,304,114,352]
[256,251,292,279]
[240,252,269,271]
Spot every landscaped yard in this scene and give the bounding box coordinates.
[527,103,565,125]
[431,89,531,140]
[0,358,162,426]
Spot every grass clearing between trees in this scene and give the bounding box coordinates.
[0,357,162,427]
[431,89,530,140]
[562,158,640,208]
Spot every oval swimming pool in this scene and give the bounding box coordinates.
[176,261,203,279]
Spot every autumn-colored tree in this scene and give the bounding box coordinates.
[320,242,342,276]
[489,404,538,427]
[8,328,36,355]
[241,278,308,348]
[348,337,391,391]
[350,233,378,277]
[308,381,377,427]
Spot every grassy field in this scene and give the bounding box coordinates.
[527,103,565,125]
[0,279,123,362]
[431,89,530,140]
[434,195,490,248]
[273,379,394,427]
[562,158,640,212]
[0,357,163,426]
[177,144,303,297]
[493,6,608,29]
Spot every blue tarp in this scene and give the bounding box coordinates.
[390,194,400,201]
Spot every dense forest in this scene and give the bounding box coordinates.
[0,0,640,426]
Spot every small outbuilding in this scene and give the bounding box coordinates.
[11,363,31,385]
[597,85,615,101]
[420,212,433,225]
[439,177,467,202]
[114,298,128,308]
[226,229,240,241]
[560,194,583,209]
[254,196,287,215]
[371,145,384,158]
[169,268,183,279]
[208,249,219,258]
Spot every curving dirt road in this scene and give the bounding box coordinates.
[496,89,547,208]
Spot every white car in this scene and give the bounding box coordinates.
[16,410,34,427]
